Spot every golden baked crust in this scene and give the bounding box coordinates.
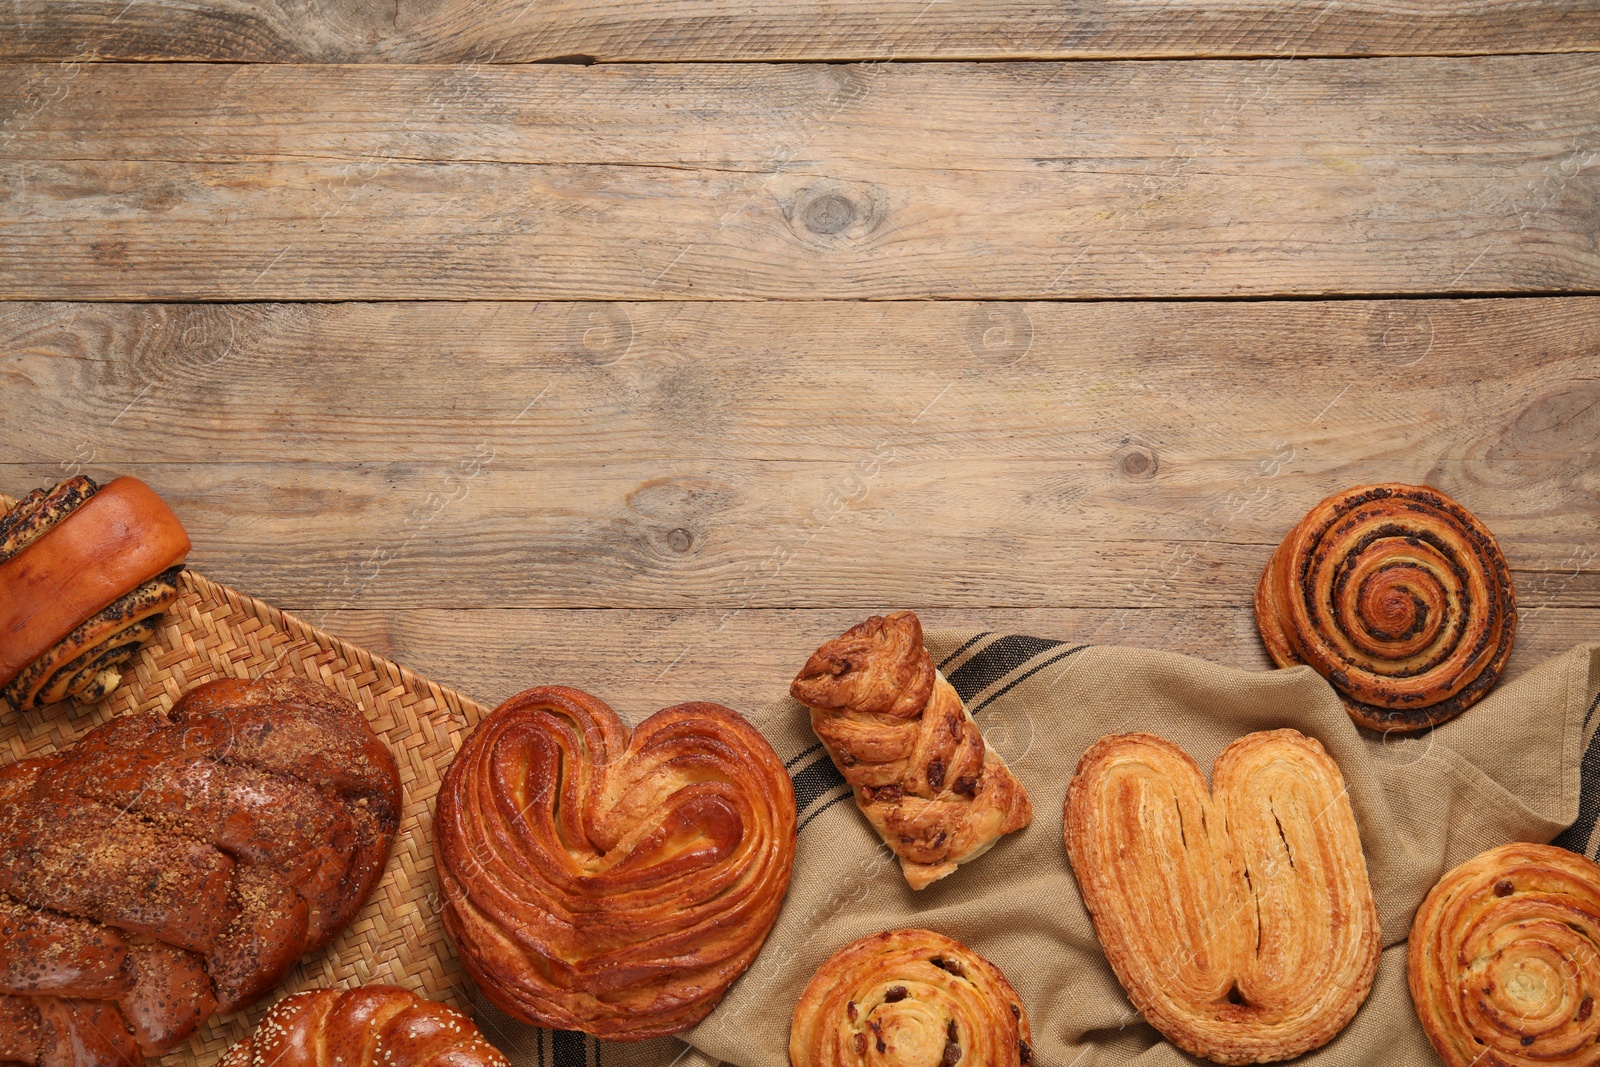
[435,686,797,1040]
[218,986,508,1067]
[1255,483,1516,731]
[0,677,401,1066]
[0,476,191,712]
[790,612,1031,890]
[1064,730,1380,1065]
[1409,842,1600,1067]
[789,928,1033,1067]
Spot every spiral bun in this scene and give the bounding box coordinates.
[436,686,796,1040]
[789,929,1033,1067]
[1256,483,1516,731]
[1409,842,1600,1067]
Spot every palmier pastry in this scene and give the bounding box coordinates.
[790,612,1031,890]
[1064,730,1380,1065]
[435,686,796,1040]
[218,986,508,1067]
[0,676,401,1066]
[1409,842,1600,1067]
[790,928,1033,1067]
[1256,483,1516,731]
[0,476,191,712]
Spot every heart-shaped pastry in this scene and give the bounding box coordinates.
[1064,729,1380,1065]
[435,685,797,1040]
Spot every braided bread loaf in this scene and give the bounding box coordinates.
[791,612,1031,890]
[0,476,190,712]
[219,986,507,1067]
[0,677,402,1067]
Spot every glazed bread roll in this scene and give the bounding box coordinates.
[1256,483,1516,731]
[789,928,1033,1067]
[219,986,507,1067]
[0,476,191,712]
[790,612,1031,890]
[1409,842,1600,1067]
[0,677,402,1066]
[1064,730,1380,1065]
[436,686,796,1040]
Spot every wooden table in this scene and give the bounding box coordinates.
[2,4,1597,724]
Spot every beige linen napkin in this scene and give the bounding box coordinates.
[476,632,1600,1067]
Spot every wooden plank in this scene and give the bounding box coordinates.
[3,58,1598,300]
[322,606,1600,719]
[3,297,1596,609]
[1,0,1597,63]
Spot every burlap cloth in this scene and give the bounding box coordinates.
[473,633,1600,1067]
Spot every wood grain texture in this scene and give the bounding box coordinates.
[1,0,1597,63]
[319,606,1600,726]
[3,299,1596,610]
[3,58,1598,300]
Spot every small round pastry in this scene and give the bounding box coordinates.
[789,928,1033,1067]
[1256,483,1516,731]
[219,986,507,1067]
[1409,842,1600,1067]
[0,476,191,712]
[435,686,797,1040]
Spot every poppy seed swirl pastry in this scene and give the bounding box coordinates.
[0,476,191,713]
[790,613,1031,890]
[1409,843,1600,1067]
[219,986,508,1067]
[0,676,402,1066]
[789,928,1033,1067]
[1256,483,1516,731]
[435,686,797,1040]
[1064,730,1380,1065]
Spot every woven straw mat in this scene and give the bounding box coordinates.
[0,570,491,1063]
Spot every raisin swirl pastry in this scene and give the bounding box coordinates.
[0,476,191,713]
[1256,483,1516,731]
[790,929,1033,1067]
[436,686,797,1040]
[219,986,508,1067]
[1409,843,1600,1067]
[790,613,1031,890]
[0,677,402,1067]
[1065,730,1380,1065]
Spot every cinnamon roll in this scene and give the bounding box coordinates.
[435,686,797,1040]
[1256,483,1516,731]
[0,476,190,712]
[1065,730,1380,1064]
[789,929,1033,1067]
[790,613,1031,890]
[1409,842,1600,1067]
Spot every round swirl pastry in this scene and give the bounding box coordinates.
[219,986,507,1067]
[1409,842,1600,1067]
[0,476,191,713]
[1065,730,1380,1065]
[436,686,797,1040]
[790,928,1033,1067]
[790,612,1032,890]
[0,676,401,1066]
[1255,483,1516,731]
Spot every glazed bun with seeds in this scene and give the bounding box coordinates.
[790,928,1033,1067]
[220,986,508,1067]
[0,676,402,1066]
[1256,483,1516,731]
